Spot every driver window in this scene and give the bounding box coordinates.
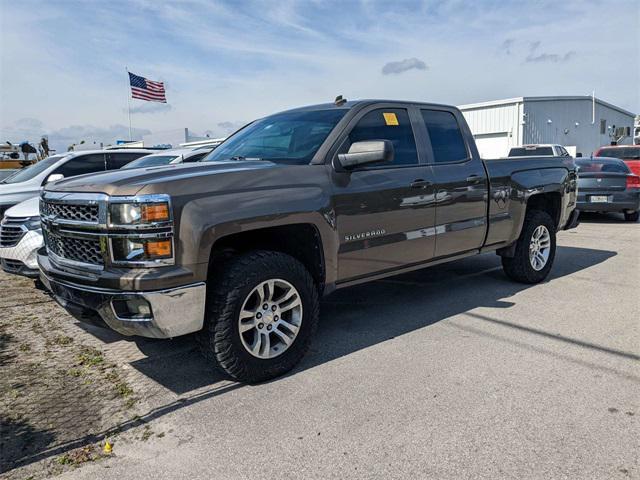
[347,108,418,166]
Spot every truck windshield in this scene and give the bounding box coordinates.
[123,155,180,169]
[597,147,640,160]
[509,147,554,157]
[1,155,65,184]
[202,109,347,165]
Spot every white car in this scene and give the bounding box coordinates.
[122,147,214,169]
[0,197,42,277]
[0,149,153,218]
[507,144,572,158]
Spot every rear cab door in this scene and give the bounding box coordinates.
[330,103,437,282]
[415,107,489,257]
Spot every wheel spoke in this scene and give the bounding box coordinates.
[280,297,301,314]
[239,309,255,320]
[278,319,299,334]
[261,332,271,356]
[239,320,255,333]
[273,328,292,346]
[250,332,262,355]
[276,287,296,305]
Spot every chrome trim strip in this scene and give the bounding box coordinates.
[48,249,104,273]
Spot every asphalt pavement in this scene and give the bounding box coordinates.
[55,213,639,480]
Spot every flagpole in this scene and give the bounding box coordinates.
[126,66,132,141]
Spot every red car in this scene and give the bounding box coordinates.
[594,145,640,176]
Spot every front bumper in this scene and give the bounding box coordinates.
[0,230,42,277]
[40,270,206,339]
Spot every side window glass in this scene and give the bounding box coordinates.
[421,110,468,163]
[347,108,418,166]
[185,152,207,162]
[53,154,106,178]
[107,152,147,170]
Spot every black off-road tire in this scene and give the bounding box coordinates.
[501,209,556,284]
[198,250,319,383]
[624,211,639,222]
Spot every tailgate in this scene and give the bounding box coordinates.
[578,173,627,192]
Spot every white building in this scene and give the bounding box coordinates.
[458,96,636,158]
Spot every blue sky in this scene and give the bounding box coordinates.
[1,0,638,152]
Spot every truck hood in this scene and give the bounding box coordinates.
[5,196,40,218]
[0,181,39,196]
[45,161,280,196]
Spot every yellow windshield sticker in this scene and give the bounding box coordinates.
[383,112,399,126]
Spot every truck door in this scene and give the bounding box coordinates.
[331,106,436,282]
[418,108,489,257]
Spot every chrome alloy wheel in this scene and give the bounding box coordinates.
[529,225,551,271]
[238,279,303,359]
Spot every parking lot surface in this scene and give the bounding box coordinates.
[3,214,639,479]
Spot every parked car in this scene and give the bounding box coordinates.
[508,144,572,158]
[593,145,640,176]
[38,99,579,383]
[0,149,153,218]
[0,197,42,277]
[0,169,17,182]
[576,157,640,221]
[122,148,213,170]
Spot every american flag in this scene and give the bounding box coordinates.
[128,72,167,103]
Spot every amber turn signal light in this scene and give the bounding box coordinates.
[144,239,172,258]
[141,203,170,223]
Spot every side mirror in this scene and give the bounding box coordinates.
[46,173,64,184]
[334,140,394,171]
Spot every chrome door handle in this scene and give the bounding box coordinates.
[466,175,482,184]
[410,179,432,189]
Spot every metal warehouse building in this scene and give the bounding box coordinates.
[458,96,636,158]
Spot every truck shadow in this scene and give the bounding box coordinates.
[578,211,637,223]
[130,244,617,393]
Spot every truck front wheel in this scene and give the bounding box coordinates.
[501,209,557,284]
[199,250,319,383]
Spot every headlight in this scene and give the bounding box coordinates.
[111,237,173,263]
[26,217,41,231]
[109,199,171,226]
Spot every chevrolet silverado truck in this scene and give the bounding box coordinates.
[38,100,579,382]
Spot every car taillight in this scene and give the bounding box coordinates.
[626,175,640,188]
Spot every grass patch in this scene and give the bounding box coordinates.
[115,382,133,397]
[76,346,104,366]
[47,335,74,347]
[55,445,97,466]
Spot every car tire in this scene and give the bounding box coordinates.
[198,250,319,383]
[501,209,556,284]
[624,211,639,222]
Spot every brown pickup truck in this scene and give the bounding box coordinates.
[38,99,579,382]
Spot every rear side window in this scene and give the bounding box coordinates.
[53,154,106,178]
[107,152,149,169]
[347,108,418,166]
[420,110,468,163]
[184,151,208,162]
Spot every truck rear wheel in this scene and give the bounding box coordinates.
[199,250,319,383]
[501,209,556,284]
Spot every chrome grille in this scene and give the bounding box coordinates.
[0,217,28,247]
[45,231,103,265]
[41,201,99,223]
